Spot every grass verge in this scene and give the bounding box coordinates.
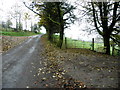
[52,34,119,56]
[1,31,41,36]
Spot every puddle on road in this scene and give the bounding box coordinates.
[25,38,33,44]
[26,35,41,44]
[31,35,39,38]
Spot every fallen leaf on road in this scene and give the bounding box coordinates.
[31,62,34,65]
[42,77,47,81]
[26,86,29,88]
[45,84,49,87]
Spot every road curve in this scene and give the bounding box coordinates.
[2,34,44,88]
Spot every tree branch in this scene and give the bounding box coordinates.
[110,35,120,44]
[91,2,103,36]
[109,2,119,32]
[23,2,41,16]
[95,10,102,27]
[63,5,75,15]
[47,14,60,25]
[98,2,104,29]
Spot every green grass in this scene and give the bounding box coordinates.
[1,31,40,36]
[53,35,93,49]
[0,28,41,36]
[0,30,41,36]
[53,34,120,56]
[65,38,92,49]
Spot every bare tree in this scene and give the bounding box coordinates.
[24,12,31,31]
[8,3,23,31]
[78,1,120,55]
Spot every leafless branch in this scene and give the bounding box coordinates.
[23,2,41,16]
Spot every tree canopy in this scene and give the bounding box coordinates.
[24,1,76,48]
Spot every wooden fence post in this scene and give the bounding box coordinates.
[65,37,67,49]
[92,38,94,51]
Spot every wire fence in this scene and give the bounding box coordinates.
[53,36,120,56]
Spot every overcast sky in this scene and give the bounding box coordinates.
[0,0,100,41]
[0,0,39,29]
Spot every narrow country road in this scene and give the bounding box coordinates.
[2,34,119,88]
[2,35,44,88]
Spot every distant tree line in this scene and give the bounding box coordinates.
[0,20,13,30]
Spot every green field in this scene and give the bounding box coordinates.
[53,35,120,56]
[1,31,41,36]
[53,35,103,49]
[0,28,41,36]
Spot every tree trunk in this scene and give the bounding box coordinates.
[15,19,18,31]
[19,14,21,31]
[103,35,110,55]
[25,20,27,31]
[59,16,64,49]
[59,25,64,48]
[47,29,53,42]
[57,3,64,49]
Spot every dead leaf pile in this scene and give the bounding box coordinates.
[1,36,28,52]
[40,35,120,88]
[40,35,87,88]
